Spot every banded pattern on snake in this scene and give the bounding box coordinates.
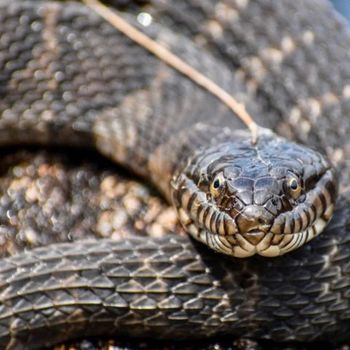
[0,0,349,349]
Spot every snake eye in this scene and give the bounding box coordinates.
[210,173,225,197]
[286,175,302,199]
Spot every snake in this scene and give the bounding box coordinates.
[0,0,349,349]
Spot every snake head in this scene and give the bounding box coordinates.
[170,131,337,258]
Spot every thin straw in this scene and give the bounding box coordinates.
[83,0,259,143]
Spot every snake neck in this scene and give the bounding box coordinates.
[147,125,240,200]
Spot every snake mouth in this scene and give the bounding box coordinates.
[243,230,268,245]
[183,216,329,258]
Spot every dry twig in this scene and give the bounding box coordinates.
[83,0,260,142]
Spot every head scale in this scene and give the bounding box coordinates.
[171,131,337,258]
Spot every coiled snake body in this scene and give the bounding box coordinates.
[0,0,349,349]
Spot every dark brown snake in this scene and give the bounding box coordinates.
[0,0,349,349]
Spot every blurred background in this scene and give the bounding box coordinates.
[331,0,350,23]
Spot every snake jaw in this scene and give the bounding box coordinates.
[172,174,336,258]
[173,203,334,258]
[180,215,330,258]
[175,169,336,258]
[175,179,335,257]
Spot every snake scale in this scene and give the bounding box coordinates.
[0,0,350,349]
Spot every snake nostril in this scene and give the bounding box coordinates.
[237,205,273,234]
[258,217,265,224]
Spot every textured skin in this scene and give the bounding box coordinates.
[0,151,259,350]
[0,149,182,257]
[133,0,350,186]
[0,0,338,259]
[0,0,350,349]
[2,203,350,350]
